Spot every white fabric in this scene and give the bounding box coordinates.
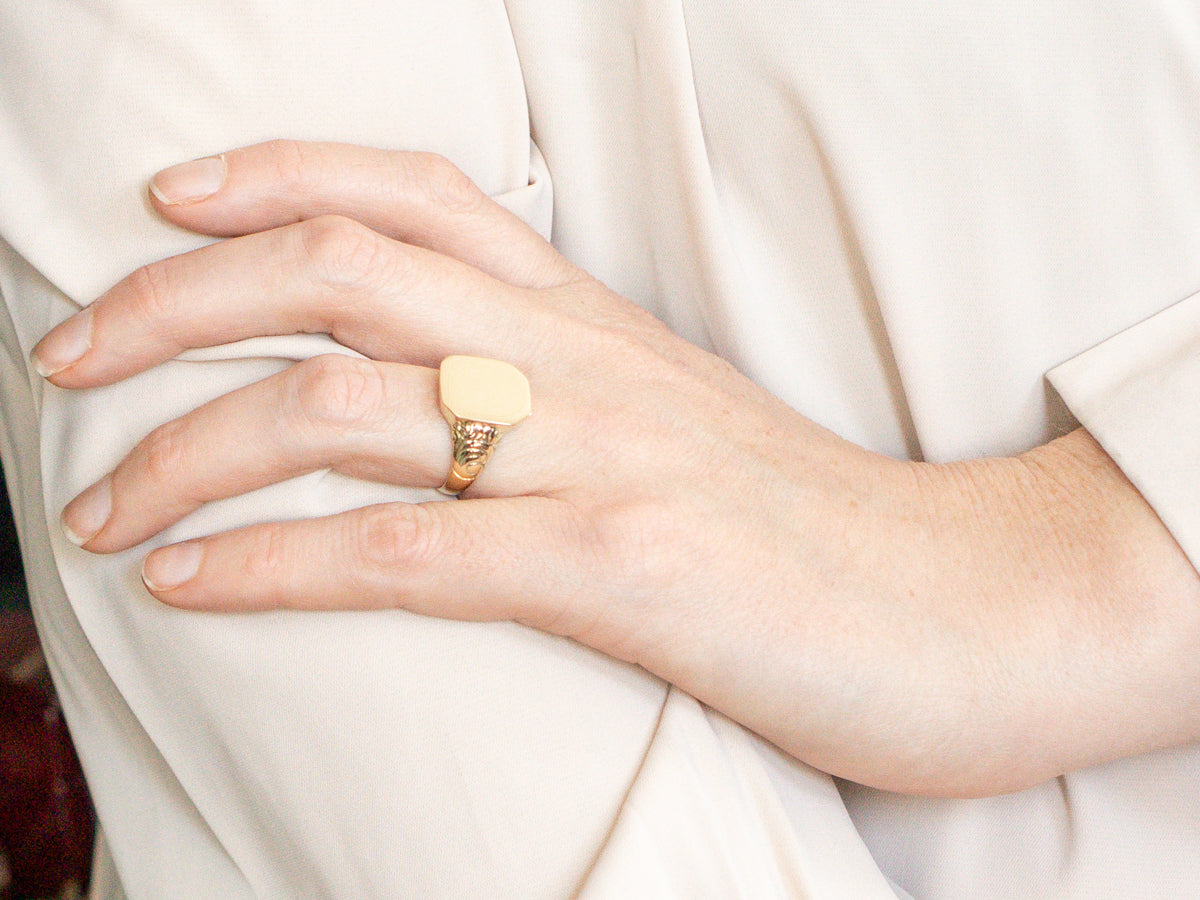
[1,1,1199,897]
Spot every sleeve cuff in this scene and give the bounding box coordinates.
[1047,290,1200,571]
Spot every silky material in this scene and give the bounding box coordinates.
[1,1,1198,897]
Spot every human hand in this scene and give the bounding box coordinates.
[34,141,1200,796]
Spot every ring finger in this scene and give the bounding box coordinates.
[61,353,552,553]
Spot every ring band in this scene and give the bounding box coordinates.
[437,355,531,497]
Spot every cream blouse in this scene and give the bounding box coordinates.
[1,1,1198,896]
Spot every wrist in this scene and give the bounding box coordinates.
[901,429,1200,793]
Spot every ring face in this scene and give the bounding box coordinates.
[437,356,531,496]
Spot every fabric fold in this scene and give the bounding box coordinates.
[1047,288,1200,574]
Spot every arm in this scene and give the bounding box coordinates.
[36,141,1200,798]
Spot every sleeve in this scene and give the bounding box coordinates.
[1047,290,1200,572]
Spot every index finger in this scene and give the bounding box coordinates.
[150,140,577,290]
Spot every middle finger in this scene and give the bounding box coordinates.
[35,215,552,390]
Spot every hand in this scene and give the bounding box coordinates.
[34,141,1200,796]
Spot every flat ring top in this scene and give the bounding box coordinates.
[439,355,531,426]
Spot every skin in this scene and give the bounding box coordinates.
[33,140,1200,798]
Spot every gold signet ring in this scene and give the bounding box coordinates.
[437,355,531,497]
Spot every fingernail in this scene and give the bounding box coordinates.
[142,542,204,591]
[150,155,227,205]
[61,475,112,547]
[33,306,93,377]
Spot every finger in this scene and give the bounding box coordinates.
[33,214,553,388]
[61,355,554,553]
[148,140,578,290]
[139,497,604,640]
[62,357,439,552]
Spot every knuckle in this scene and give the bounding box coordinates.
[406,152,485,216]
[126,261,179,326]
[289,354,387,431]
[299,214,390,290]
[242,522,290,583]
[142,419,193,485]
[354,503,436,573]
[260,138,314,191]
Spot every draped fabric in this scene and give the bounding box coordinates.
[1,2,1198,896]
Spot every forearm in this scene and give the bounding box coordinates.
[948,427,1200,792]
[724,427,1200,798]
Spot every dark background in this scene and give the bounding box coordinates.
[0,476,25,612]
[1,472,95,900]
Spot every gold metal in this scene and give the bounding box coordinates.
[437,355,531,496]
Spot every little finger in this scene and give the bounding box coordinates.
[139,497,604,640]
